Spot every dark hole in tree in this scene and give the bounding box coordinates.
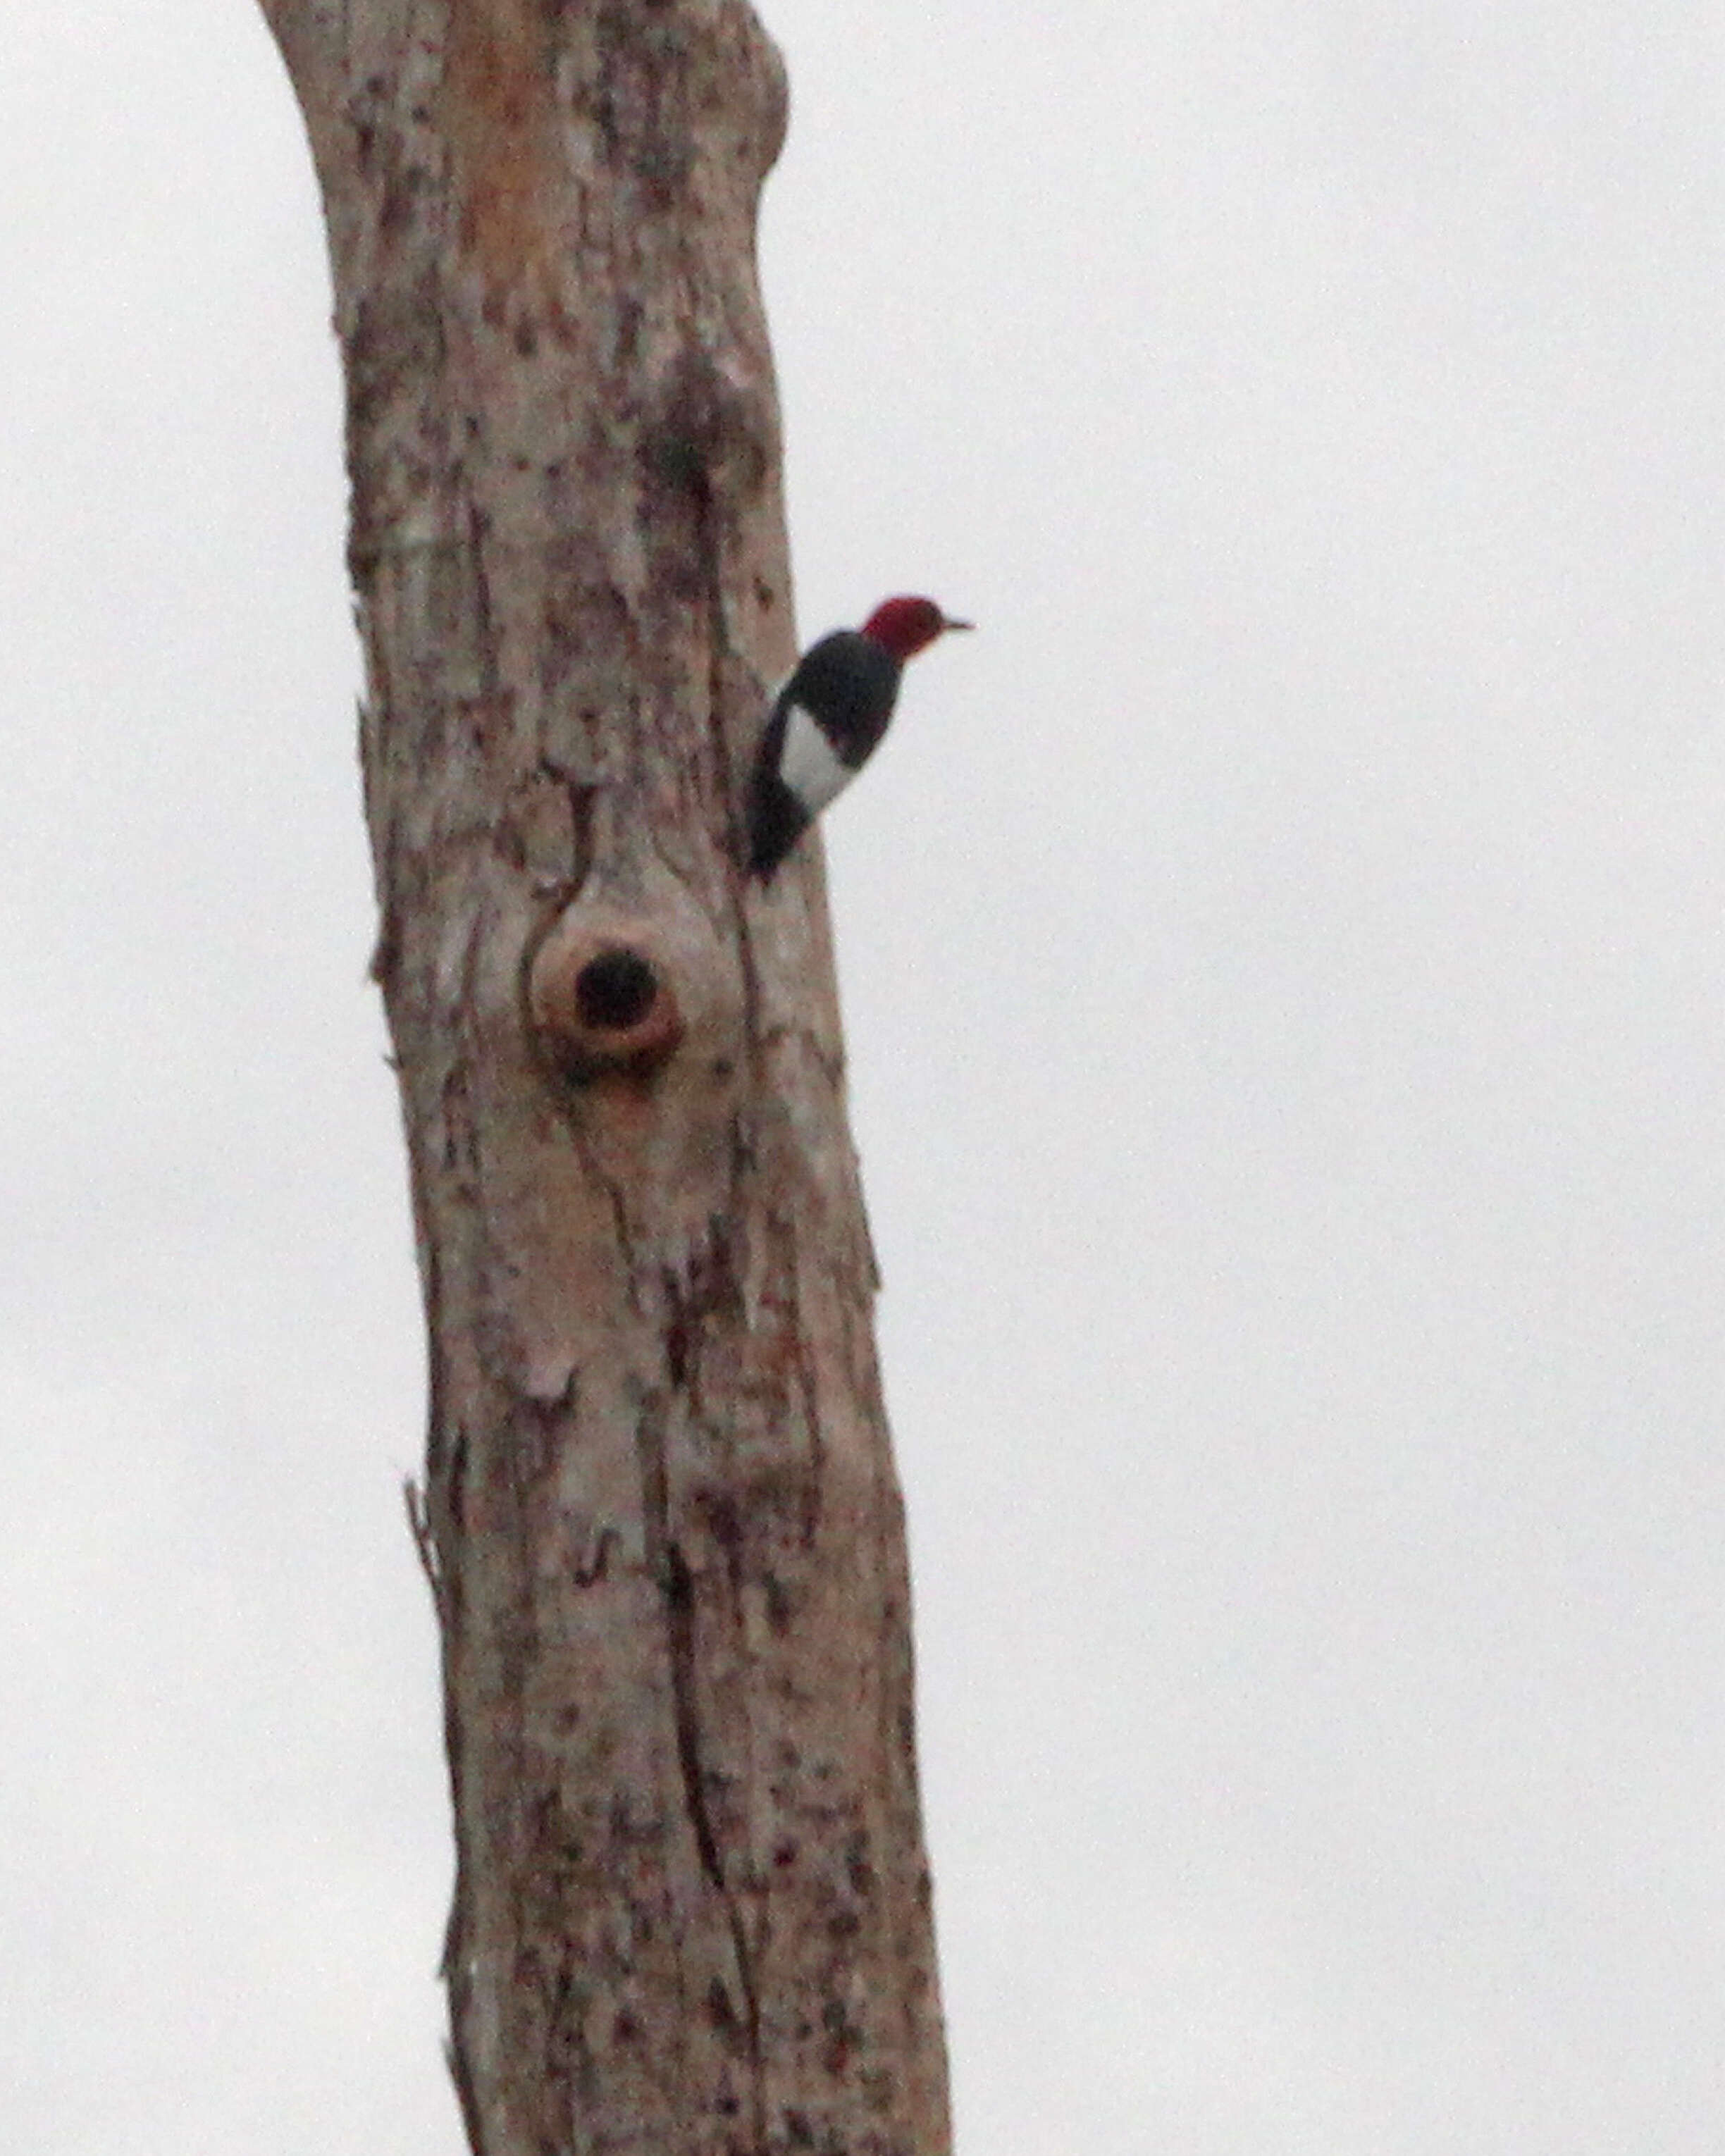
[575,948,658,1032]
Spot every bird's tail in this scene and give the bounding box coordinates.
[744,777,808,880]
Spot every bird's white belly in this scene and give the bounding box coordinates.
[779,703,856,813]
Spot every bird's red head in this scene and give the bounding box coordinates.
[860,595,975,661]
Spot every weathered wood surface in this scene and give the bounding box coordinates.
[259,4,951,2151]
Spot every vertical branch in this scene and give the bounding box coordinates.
[257,3,952,2153]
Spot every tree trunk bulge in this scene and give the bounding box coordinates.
[257,5,951,2153]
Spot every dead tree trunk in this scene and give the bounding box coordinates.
[256,5,951,2152]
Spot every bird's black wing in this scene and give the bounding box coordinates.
[789,631,901,763]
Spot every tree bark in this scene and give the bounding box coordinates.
[256,5,950,2152]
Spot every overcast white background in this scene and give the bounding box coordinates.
[4,4,1724,2150]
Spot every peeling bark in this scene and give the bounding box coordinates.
[259,4,950,2152]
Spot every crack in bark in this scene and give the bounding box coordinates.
[405,1474,445,1605]
[678,395,770,1125]
[660,1539,725,1894]
[635,1389,767,2151]
[784,1230,826,1548]
[405,1132,484,2129]
[567,1117,640,1286]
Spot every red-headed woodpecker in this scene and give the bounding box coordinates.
[745,595,972,879]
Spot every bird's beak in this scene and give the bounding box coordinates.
[942,615,975,633]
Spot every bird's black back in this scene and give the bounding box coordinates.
[786,630,902,762]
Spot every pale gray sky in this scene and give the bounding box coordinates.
[4,4,1723,2151]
